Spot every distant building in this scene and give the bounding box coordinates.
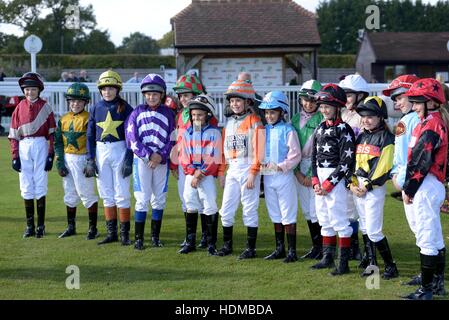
[170,0,321,87]
[356,32,449,83]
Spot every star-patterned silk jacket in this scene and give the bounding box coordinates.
[403,111,448,198]
[352,127,395,191]
[86,97,133,159]
[311,119,356,193]
[55,110,89,157]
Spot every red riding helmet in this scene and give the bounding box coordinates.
[382,75,420,101]
[404,78,446,105]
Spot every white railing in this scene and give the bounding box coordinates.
[0,82,390,129]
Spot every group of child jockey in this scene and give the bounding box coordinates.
[8,70,448,300]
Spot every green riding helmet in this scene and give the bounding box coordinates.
[65,82,90,102]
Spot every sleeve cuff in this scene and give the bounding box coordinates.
[312,176,320,187]
[322,179,335,193]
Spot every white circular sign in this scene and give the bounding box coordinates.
[24,35,43,54]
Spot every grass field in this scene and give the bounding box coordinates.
[0,136,448,300]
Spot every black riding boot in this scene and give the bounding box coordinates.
[218,226,233,256]
[284,224,298,263]
[178,212,198,254]
[331,246,351,276]
[151,219,163,247]
[134,221,145,250]
[375,237,399,279]
[120,221,131,246]
[97,219,118,245]
[301,220,322,259]
[198,213,208,249]
[433,248,446,296]
[311,243,336,269]
[23,199,35,238]
[86,202,99,240]
[360,234,378,276]
[36,196,46,238]
[59,206,77,238]
[179,212,188,247]
[264,223,285,260]
[238,227,258,260]
[404,254,437,300]
[206,213,218,256]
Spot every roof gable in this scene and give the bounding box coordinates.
[171,0,320,48]
[367,32,449,62]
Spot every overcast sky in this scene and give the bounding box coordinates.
[0,0,442,46]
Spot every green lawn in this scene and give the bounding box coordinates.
[0,136,447,300]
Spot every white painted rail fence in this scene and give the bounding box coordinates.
[0,82,392,130]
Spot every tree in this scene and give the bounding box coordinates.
[73,29,116,54]
[317,0,449,54]
[0,0,110,54]
[117,32,159,54]
[157,30,174,48]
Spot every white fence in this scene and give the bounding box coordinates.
[0,82,391,130]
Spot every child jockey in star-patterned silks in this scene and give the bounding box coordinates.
[310,84,356,276]
[55,83,99,240]
[85,70,134,246]
[125,74,175,250]
[402,78,448,300]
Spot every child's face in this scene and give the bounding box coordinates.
[264,109,282,125]
[301,97,318,113]
[395,94,413,114]
[144,92,162,107]
[361,115,381,131]
[24,87,39,101]
[412,100,434,118]
[101,86,118,101]
[191,109,208,126]
[179,92,194,109]
[230,97,246,114]
[68,99,86,114]
[319,104,337,120]
[345,93,358,110]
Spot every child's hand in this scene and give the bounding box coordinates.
[193,169,204,180]
[402,191,413,204]
[191,177,200,189]
[303,177,312,187]
[150,152,162,165]
[218,176,225,188]
[171,169,179,180]
[246,173,256,189]
[314,184,327,196]
[358,185,368,197]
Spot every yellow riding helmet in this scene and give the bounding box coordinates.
[97,70,122,91]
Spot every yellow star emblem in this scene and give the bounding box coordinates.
[96,111,123,140]
[67,88,74,94]
[79,88,86,95]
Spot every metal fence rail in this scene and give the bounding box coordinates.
[1,82,390,129]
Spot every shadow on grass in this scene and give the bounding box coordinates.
[0,265,249,284]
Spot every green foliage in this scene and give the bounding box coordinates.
[318,54,356,68]
[0,54,175,77]
[317,0,449,54]
[117,32,159,54]
[157,30,174,49]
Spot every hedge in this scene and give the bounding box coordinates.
[318,54,356,68]
[0,54,176,74]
